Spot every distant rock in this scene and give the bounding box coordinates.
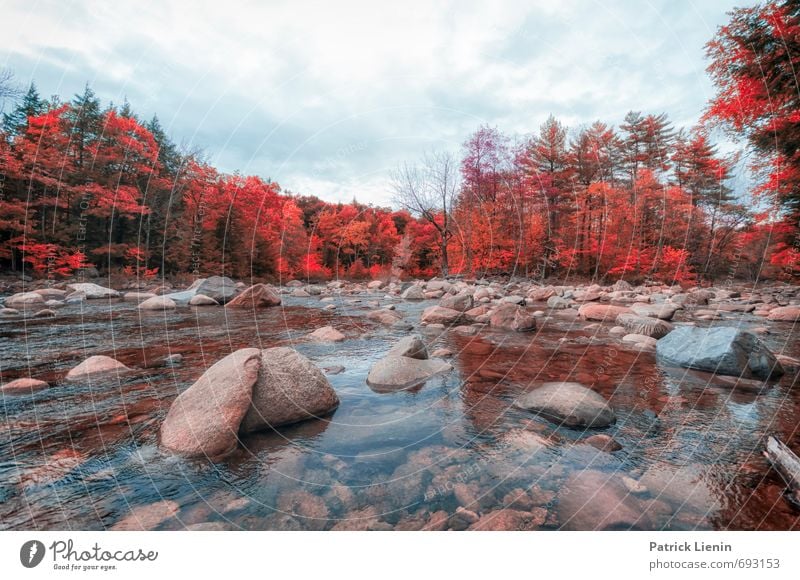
[578,303,632,321]
[421,305,463,325]
[308,325,346,342]
[188,294,219,306]
[66,355,131,381]
[656,326,783,380]
[767,306,800,322]
[4,292,44,308]
[1,377,49,394]
[225,284,281,308]
[616,313,673,338]
[440,292,473,312]
[367,309,405,326]
[138,296,177,310]
[630,303,679,320]
[547,296,573,309]
[401,285,425,300]
[515,382,616,428]
[66,283,119,299]
[489,303,536,332]
[195,276,238,304]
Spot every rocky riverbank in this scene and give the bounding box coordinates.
[1,275,799,530]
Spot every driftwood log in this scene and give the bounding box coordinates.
[764,436,800,506]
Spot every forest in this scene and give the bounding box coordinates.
[0,0,798,286]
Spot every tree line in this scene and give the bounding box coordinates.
[0,0,798,284]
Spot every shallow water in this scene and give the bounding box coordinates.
[1,291,799,530]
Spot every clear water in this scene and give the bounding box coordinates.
[1,292,798,530]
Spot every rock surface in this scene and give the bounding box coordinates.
[616,313,673,338]
[578,303,632,321]
[66,283,119,299]
[225,284,281,308]
[240,347,340,433]
[138,295,177,310]
[767,306,800,322]
[514,382,616,428]
[656,326,783,379]
[66,355,131,381]
[160,348,262,457]
[1,377,49,394]
[489,303,536,332]
[195,276,239,304]
[308,326,346,342]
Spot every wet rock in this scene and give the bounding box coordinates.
[241,348,339,433]
[387,335,428,360]
[66,283,120,299]
[401,285,425,300]
[33,288,67,300]
[276,490,330,531]
[547,295,573,309]
[622,334,657,349]
[630,303,679,320]
[583,433,622,452]
[225,284,281,308]
[528,286,556,301]
[30,308,56,318]
[502,295,526,305]
[308,325,346,342]
[489,303,536,332]
[367,356,452,390]
[616,313,674,338]
[656,326,784,380]
[138,295,177,310]
[431,348,453,358]
[468,508,546,531]
[367,280,385,290]
[66,355,132,381]
[612,280,633,292]
[189,294,219,306]
[440,292,473,312]
[123,291,156,301]
[578,303,632,321]
[4,292,44,308]
[514,382,616,428]
[324,365,345,375]
[1,377,49,394]
[367,309,404,326]
[767,306,800,322]
[0,307,20,316]
[421,305,463,325]
[464,304,491,321]
[450,506,480,530]
[18,449,85,489]
[184,522,235,531]
[292,288,311,297]
[160,348,261,457]
[713,302,756,313]
[195,276,239,304]
[112,500,180,530]
[557,470,649,530]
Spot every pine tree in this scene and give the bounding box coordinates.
[2,82,45,135]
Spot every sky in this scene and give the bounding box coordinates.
[0,0,755,206]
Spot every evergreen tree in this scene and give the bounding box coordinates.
[2,82,45,135]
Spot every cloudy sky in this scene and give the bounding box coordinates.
[1,0,751,206]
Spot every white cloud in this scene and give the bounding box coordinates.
[0,0,752,205]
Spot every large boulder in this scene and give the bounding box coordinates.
[616,313,673,339]
[66,355,131,381]
[240,347,339,433]
[4,292,45,309]
[656,326,784,380]
[401,285,425,300]
[440,292,473,312]
[160,349,262,457]
[421,306,463,325]
[514,382,616,428]
[578,303,632,322]
[195,276,239,304]
[66,283,120,299]
[767,306,800,322]
[225,284,281,308]
[489,303,536,332]
[138,296,177,310]
[160,348,339,456]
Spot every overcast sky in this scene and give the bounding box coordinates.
[0,0,752,206]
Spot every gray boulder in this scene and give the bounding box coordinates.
[656,326,783,379]
[387,335,428,360]
[195,276,239,304]
[490,303,536,332]
[514,382,616,428]
[616,313,673,339]
[440,292,473,312]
